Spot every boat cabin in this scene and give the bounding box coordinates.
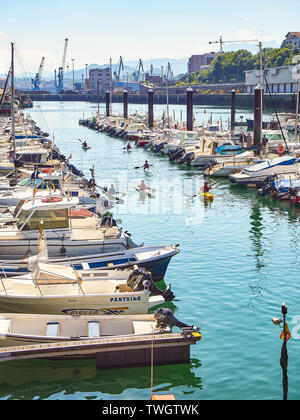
[15,197,79,231]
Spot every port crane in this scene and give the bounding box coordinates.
[114,56,124,81]
[55,38,69,93]
[31,57,45,91]
[209,36,259,54]
[150,64,153,78]
[133,59,144,82]
[166,62,174,81]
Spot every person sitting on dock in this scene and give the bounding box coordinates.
[143,160,150,170]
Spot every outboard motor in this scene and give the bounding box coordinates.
[258,174,278,195]
[154,308,199,332]
[9,179,18,187]
[179,152,195,165]
[259,183,276,197]
[153,142,167,153]
[127,268,175,301]
[87,178,96,189]
[49,149,59,160]
[262,174,278,186]
[100,216,117,227]
[169,148,185,162]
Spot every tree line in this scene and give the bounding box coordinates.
[179,47,300,86]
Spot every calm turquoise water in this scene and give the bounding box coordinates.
[0,101,299,400]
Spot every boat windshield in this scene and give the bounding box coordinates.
[13,199,26,217]
[16,209,69,231]
[18,178,32,187]
[37,179,60,190]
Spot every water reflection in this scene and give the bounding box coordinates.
[0,358,202,400]
[250,202,265,272]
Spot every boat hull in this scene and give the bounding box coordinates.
[0,246,180,282]
[0,293,155,316]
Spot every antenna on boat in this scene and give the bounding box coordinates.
[150,326,154,400]
[11,42,17,179]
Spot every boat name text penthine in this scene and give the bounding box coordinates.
[110,296,142,302]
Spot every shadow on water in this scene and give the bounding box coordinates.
[0,357,203,400]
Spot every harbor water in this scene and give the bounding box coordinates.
[0,101,300,400]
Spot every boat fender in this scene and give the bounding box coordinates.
[42,197,63,203]
[277,144,286,156]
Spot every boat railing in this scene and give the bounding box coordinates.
[0,266,8,295]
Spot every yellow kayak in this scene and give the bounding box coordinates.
[202,192,214,201]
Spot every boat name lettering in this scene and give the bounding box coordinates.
[62,309,126,316]
[110,297,141,302]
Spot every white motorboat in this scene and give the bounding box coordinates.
[0,309,200,354]
[204,152,263,177]
[0,262,166,315]
[0,313,163,346]
[0,196,135,259]
[229,156,300,186]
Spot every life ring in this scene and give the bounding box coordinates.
[42,197,63,203]
[277,144,285,155]
[42,168,55,174]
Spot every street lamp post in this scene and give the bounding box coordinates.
[272,302,290,401]
[97,80,100,117]
[85,64,88,91]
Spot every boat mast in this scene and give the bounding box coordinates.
[259,41,263,154]
[11,42,17,178]
[295,82,300,142]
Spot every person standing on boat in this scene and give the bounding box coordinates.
[143,160,150,170]
[8,148,15,163]
[66,154,72,166]
[246,133,252,148]
[262,135,269,156]
[239,132,247,147]
[31,166,40,180]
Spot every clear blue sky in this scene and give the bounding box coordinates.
[0,0,299,75]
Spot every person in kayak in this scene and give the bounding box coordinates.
[83,140,88,148]
[139,180,149,191]
[108,184,116,194]
[127,143,132,151]
[201,182,211,194]
[143,160,150,170]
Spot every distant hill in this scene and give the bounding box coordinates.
[20,58,189,82]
